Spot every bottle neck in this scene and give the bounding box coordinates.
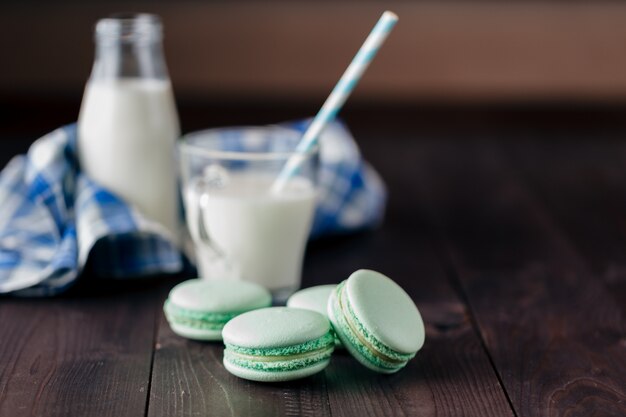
[90,14,169,82]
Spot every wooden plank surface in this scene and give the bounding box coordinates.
[409,139,626,416]
[2,110,626,416]
[0,281,163,417]
[502,137,626,314]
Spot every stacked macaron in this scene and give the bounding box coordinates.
[163,269,425,382]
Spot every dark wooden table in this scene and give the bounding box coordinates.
[0,104,625,416]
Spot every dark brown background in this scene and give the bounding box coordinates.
[4,1,626,102]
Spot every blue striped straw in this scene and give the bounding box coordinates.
[271,11,399,193]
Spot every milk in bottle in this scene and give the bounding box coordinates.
[78,14,180,241]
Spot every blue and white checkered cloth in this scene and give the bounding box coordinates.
[0,121,386,296]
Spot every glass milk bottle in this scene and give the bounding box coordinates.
[78,14,180,242]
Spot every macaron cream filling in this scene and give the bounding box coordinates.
[224,332,335,372]
[332,281,415,370]
[164,300,242,330]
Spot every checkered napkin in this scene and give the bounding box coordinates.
[0,121,386,296]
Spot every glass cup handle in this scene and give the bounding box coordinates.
[197,192,211,243]
[196,191,226,261]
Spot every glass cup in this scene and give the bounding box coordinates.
[179,126,319,302]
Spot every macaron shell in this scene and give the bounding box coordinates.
[168,279,271,313]
[223,357,331,382]
[345,270,425,355]
[287,285,344,348]
[286,285,336,316]
[169,322,223,341]
[328,287,405,373]
[336,332,400,374]
[222,307,330,349]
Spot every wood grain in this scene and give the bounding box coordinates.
[501,137,626,315]
[408,139,626,416]
[0,282,162,417]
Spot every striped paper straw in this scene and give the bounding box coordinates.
[271,11,399,193]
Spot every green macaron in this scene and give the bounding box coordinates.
[222,307,335,382]
[164,279,271,341]
[328,269,425,373]
[287,284,343,347]
[287,285,337,315]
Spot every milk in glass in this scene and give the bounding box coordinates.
[185,175,316,294]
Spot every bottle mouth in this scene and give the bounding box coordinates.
[95,13,162,42]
